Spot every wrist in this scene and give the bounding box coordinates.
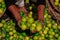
[16,18,21,22]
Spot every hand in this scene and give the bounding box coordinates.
[31,30,36,33]
[38,20,44,27]
[17,20,21,27]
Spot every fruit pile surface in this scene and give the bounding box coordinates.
[20,11,42,32]
[0,0,60,40]
[0,0,6,14]
[0,7,60,40]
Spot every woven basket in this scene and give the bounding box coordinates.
[46,0,60,24]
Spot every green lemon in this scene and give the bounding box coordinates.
[2,27,6,31]
[10,36,14,40]
[28,18,34,24]
[45,27,49,31]
[47,15,51,19]
[43,30,47,34]
[13,34,17,38]
[12,37,17,40]
[0,8,3,14]
[39,37,42,40]
[57,25,60,29]
[35,33,40,36]
[7,26,11,29]
[29,6,32,10]
[21,25,27,30]
[13,30,16,34]
[20,21,25,26]
[28,11,33,16]
[9,32,13,36]
[55,34,59,38]
[22,17,27,22]
[6,33,10,38]
[51,32,55,36]
[9,28,13,31]
[55,0,59,5]
[26,0,29,3]
[49,35,53,38]
[25,36,30,40]
[2,33,5,37]
[29,38,33,40]
[41,34,45,37]
[22,32,26,37]
[33,36,38,40]
[32,23,36,27]
[6,28,10,32]
[26,22,31,28]
[30,26,35,32]
[0,0,3,3]
[19,35,23,39]
[45,34,49,38]
[47,23,52,28]
[29,11,33,15]
[58,36,60,40]
[51,20,55,24]
[39,31,43,34]
[1,20,6,23]
[20,11,25,17]
[36,26,42,32]
[0,23,3,28]
[1,2,6,8]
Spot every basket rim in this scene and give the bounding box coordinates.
[0,8,6,18]
[50,0,60,13]
[46,0,60,20]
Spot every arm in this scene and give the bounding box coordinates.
[4,0,28,27]
[37,0,46,26]
[4,0,21,21]
[8,5,21,21]
[37,0,45,21]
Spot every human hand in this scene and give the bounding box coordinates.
[38,20,44,27]
[17,20,21,27]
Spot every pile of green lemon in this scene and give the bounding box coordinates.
[0,1,60,40]
[20,11,42,32]
[0,0,6,14]
[54,0,60,10]
[0,8,60,40]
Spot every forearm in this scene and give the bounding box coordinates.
[38,5,45,13]
[37,0,45,11]
[38,5,45,20]
[8,5,21,21]
[37,0,45,20]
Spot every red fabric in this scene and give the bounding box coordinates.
[37,5,44,21]
[37,5,45,27]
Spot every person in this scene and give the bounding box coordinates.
[3,0,28,27]
[2,0,45,27]
[38,0,45,26]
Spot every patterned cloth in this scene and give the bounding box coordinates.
[15,0,24,7]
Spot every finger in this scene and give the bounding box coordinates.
[18,21,21,27]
